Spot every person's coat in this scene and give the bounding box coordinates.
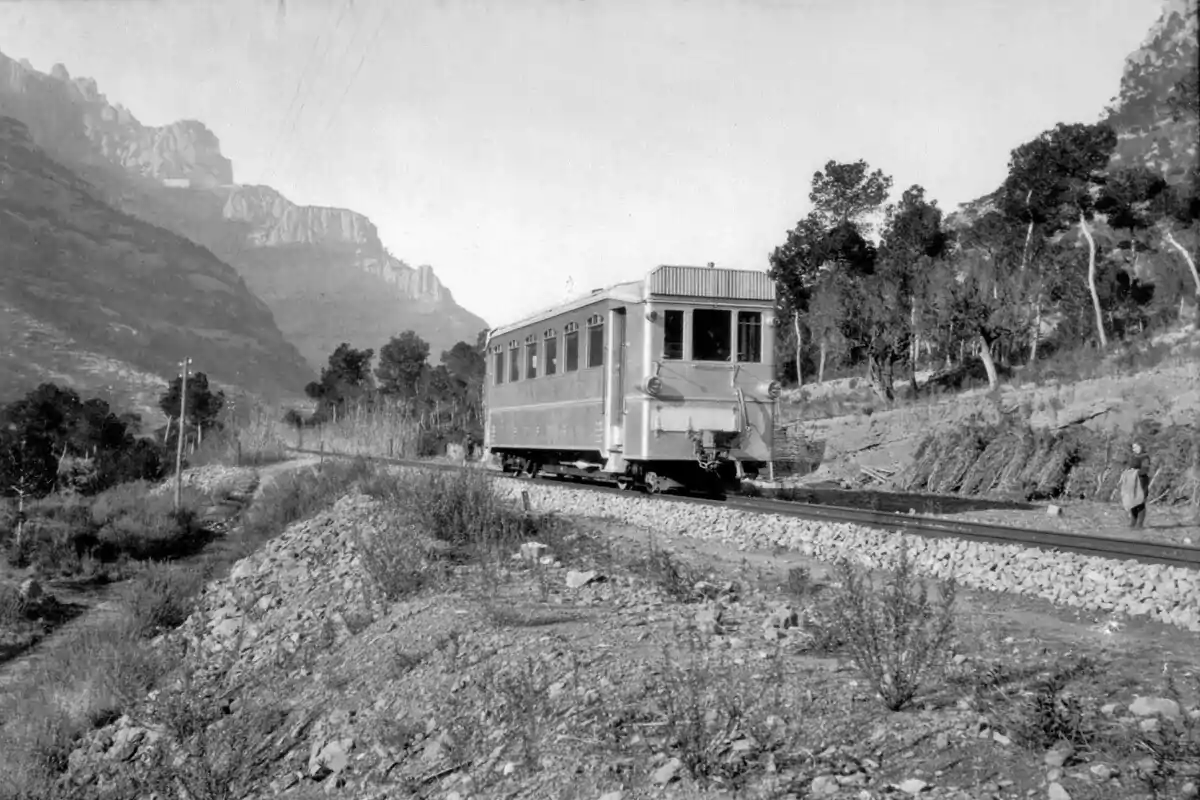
[1120,467,1146,511]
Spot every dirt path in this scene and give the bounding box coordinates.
[0,457,320,691]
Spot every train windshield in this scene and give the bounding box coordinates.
[686,309,763,363]
[693,309,731,361]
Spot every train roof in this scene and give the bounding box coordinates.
[486,265,774,343]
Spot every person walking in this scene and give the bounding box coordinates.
[1120,442,1151,529]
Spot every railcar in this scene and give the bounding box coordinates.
[482,264,781,494]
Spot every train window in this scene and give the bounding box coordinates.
[544,332,558,376]
[587,318,605,368]
[493,349,504,385]
[564,328,580,372]
[525,339,538,379]
[663,310,684,360]
[692,309,731,362]
[508,342,520,382]
[737,311,763,363]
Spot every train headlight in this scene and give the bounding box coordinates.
[763,380,782,400]
[642,376,663,396]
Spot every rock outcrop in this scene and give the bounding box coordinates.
[0,54,234,187]
[222,186,454,304]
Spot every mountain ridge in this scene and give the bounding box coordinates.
[0,114,315,417]
[0,48,489,370]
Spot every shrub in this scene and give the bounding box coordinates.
[828,546,957,711]
[125,562,206,638]
[239,458,376,548]
[354,518,442,602]
[0,583,25,626]
[394,468,533,549]
[90,483,207,561]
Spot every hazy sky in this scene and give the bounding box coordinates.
[0,0,1164,326]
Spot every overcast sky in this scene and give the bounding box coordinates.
[0,0,1164,326]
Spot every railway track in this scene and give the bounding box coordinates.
[286,447,1200,571]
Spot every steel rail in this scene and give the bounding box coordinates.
[284,447,1200,570]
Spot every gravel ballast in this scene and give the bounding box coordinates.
[493,480,1200,633]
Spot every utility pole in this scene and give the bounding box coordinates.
[174,357,191,511]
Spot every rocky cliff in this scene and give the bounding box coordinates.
[1105,0,1199,178]
[0,115,315,412]
[0,54,234,187]
[222,185,454,304]
[0,49,487,372]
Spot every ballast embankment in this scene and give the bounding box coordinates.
[492,481,1200,632]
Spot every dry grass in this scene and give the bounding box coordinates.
[301,404,423,460]
[187,405,294,469]
[0,461,382,800]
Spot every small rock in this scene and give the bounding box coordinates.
[1089,764,1117,781]
[1048,782,1071,800]
[898,778,928,795]
[566,570,599,589]
[694,605,723,636]
[1129,696,1181,719]
[652,757,682,785]
[1044,741,1074,768]
[1180,780,1197,799]
[809,775,840,797]
[598,792,624,800]
[421,731,454,764]
[766,602,799,630]
[1047,505,1063,517]
[518,542,548,562]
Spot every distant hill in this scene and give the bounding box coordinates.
[0,49,489,373]
[0,115,315,417]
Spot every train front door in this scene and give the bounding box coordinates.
[604,307,627,459]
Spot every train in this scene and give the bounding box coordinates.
[482,264,781,494]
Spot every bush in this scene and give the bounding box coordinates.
[125,562,206,638]
[392,468,534,549]
[829,545,957,711]
[239,458,376,549]
[90,483,208,561]
[0,583,25,626]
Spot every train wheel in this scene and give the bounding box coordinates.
[643,471,664,494]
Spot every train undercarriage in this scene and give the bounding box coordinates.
[492,447,762,497]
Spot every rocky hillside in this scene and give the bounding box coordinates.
[0,50,488,371]
[0,115,314,413]
[1106,0,1199,178]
